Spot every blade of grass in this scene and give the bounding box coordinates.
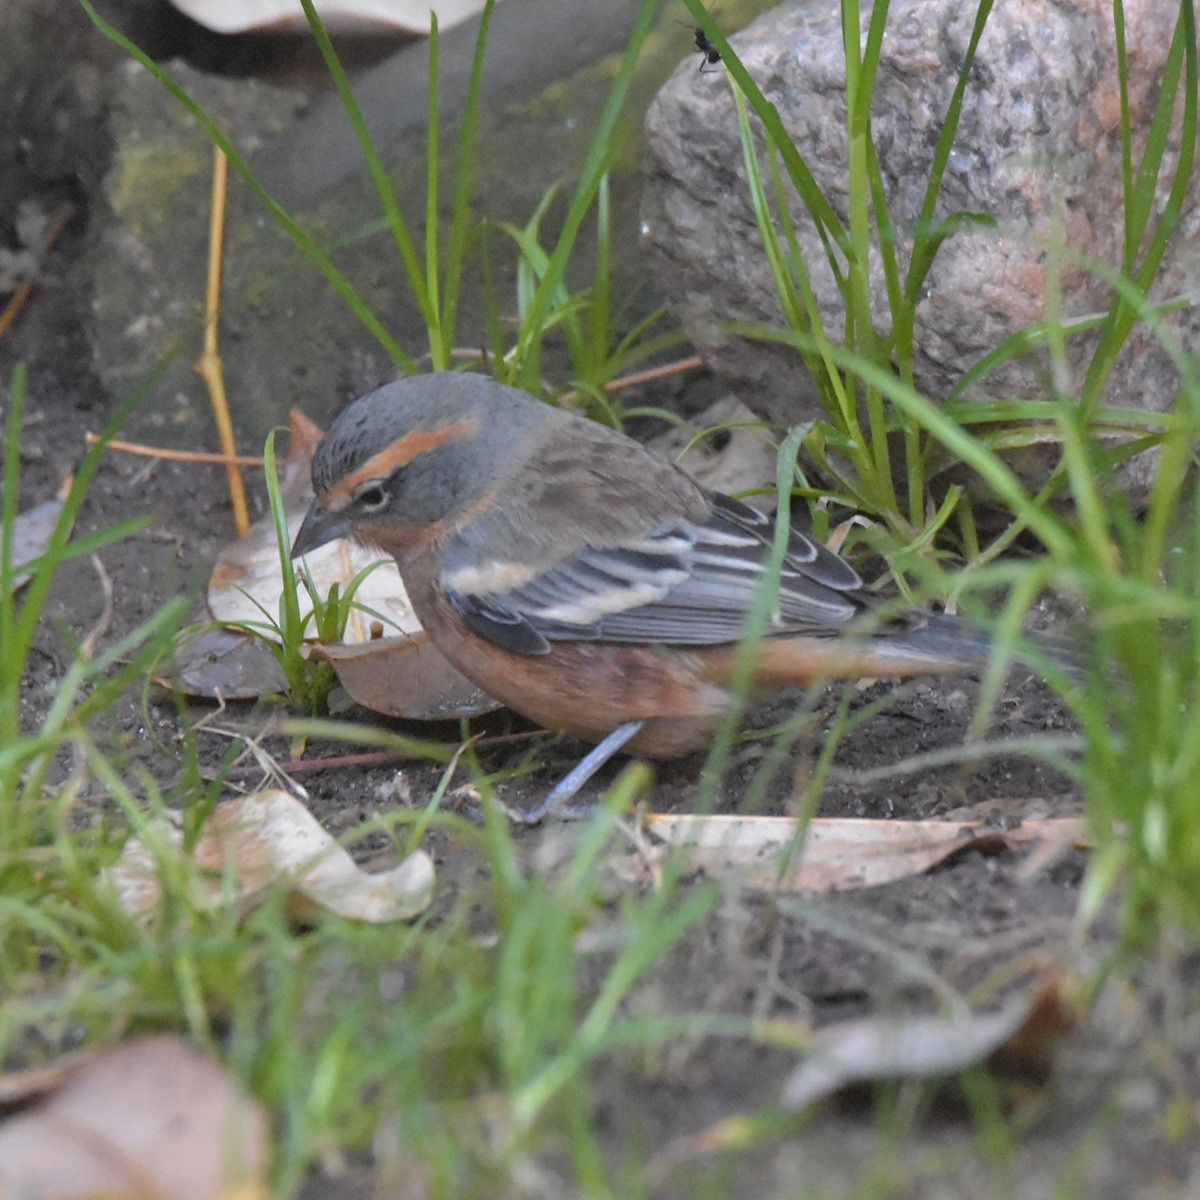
[731,87,864,484]
[1079,0,1196,413]
[441,0,496,352]
[1,359,168,759]
[425,12,443,363]
[901,0,996,309]
[297,0,437,363]
[732,319,1075,559]
[508,0,661,391]
[841,0,896,516]
[679,0,850,277]
[698,423,808,810]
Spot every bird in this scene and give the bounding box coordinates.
[292,373,1075,814]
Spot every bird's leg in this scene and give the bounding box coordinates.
[517,720,646,825]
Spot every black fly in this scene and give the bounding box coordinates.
[675,9,721,73]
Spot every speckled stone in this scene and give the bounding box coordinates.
[642,0,1199,501]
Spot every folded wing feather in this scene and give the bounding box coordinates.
[443,494,869,657]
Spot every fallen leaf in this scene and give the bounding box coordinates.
[825,514,874,555]
[109,789,435,922]
[166,619,289,699]
[0,1035,268,1200]
[630,813,1091,892]
[306,633,499,720]
[780,977,1076,1111]
[2,474,72,594]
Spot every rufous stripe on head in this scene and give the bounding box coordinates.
[322,419,477,506]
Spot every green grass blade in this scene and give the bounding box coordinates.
[902,0,995,309]
[733,319,1075,558]
[510,1,659,391]
[296,0,436,362]
[1080,1,1196,412]
[6,361,167,727]
[699,423,808,808]
[425,12,443,365]
[587,173,613,382]
[680,0,850,275]
[442,0,496,351]
[12,519,153,581]
[1113,0,1136,268]
[0,364,27,748]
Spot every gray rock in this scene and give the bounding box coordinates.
[83,0,772,450]
[642,0,1199,499]
[87,61,320,449]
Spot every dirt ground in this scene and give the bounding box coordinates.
[4,3,1200,1197]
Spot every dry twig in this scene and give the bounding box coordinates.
[193,148,250,536]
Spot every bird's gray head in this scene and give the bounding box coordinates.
[292,373,547,559]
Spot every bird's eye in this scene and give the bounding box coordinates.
[355,483,389,512]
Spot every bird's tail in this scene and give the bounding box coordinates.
[710,611,1087,686]
[879,611,1088,682]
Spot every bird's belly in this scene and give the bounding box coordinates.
[405,569,729,758]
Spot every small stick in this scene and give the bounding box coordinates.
[226,729,544,781]
[83,433,264,467]
[194,147,250,536]
[556,355,707,410]
[79,553,115,661]
[604,355,704,393]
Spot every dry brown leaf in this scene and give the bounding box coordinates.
[109,789,435,922]
[780,977,1076,1111]
[824,514,873,555]
[167,619,289,699]
[0,1035,268,1200]
[634,813,1091,892]
[305,633,499,720]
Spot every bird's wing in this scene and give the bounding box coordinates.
[441,493,868,656]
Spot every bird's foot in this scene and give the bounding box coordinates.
[514,720,646,825]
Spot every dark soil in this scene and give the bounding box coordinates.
[4,3,1198,1197]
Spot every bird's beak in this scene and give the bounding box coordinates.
[291,501,350,559]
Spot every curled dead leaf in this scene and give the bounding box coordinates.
[630,813,1091,893]
[780,977,1077,1111]
[306,633,499,720]
[109,789,435,922]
